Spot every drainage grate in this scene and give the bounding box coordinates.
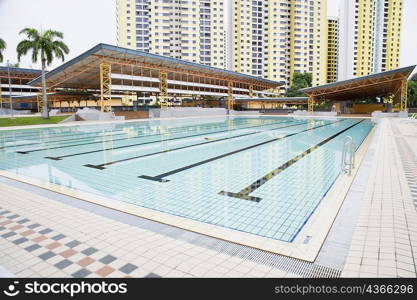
[120,214,341,278]
[0,177,341,278]
[392,123,417,210]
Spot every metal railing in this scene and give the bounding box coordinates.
[341,136,356,175]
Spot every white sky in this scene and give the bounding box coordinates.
[0,0,117,69]
[0,0,416,73]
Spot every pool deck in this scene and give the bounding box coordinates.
[341,118,417,278]
[0,117,416,278]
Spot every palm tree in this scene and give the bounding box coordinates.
[17,28,69,118]
[0,38,6,63]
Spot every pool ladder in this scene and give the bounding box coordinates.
[341,136,356,175]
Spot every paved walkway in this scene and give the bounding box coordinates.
[0,181,300,278]
[341,118,417,277]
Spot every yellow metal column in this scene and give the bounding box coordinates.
[100,63,112,112]
[308,95,314,113]
[249,85,254,98]
[400,79,408,111]
[227,81,233,111]
[159,71,168,108]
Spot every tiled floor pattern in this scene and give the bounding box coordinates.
[0,208,152,278]
[0,189,344,278]
[391,120,417,210]
[0,182,308,278]
[394,138,417,210]
[341,119,417,278]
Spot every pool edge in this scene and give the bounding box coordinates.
[0,120,378,262]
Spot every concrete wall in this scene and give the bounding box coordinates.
[114,111,149,120]
[353,103,385,114]
[149,107,228,118]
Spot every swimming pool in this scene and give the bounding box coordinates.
[0,116,374,244]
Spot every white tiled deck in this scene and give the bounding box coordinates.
[0,181,295,278]
[341,118,417,277]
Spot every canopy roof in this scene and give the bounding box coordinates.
[0,66,41,81]
[300,66,416,101]
[28,43,283,91]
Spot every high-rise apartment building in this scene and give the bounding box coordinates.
[116,0,227,68]
[373,0,403,73]
[118,0,328,93]
[327,17,339,83]
[232,0,264,76]
[231,0,328,92]
[338,0,403,80]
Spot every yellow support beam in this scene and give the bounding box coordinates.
[308,96,314,113]
[159,71,168,108]
[307,119,315,130]
[249,85,254,98]
[227,81,233,111]
[400,79,408,111]
[100,63,112,112]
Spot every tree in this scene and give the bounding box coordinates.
[285,73,312,97]
[408,80,417,108]
[0,38,6,63]
[410,73,417,82]
[17,28,69,118]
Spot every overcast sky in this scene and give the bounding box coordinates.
[0,0,416,73]
[0,0,117,69]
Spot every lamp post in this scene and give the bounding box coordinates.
[7,60,14,118]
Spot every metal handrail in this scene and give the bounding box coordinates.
[341,136,356,175]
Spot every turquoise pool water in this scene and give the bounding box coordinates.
[0,116,374,242]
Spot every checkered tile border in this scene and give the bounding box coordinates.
[0,208,161,278]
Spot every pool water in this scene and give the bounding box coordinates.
[0,116,374,242]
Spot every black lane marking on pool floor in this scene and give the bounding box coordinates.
[16,118,276,154]
[84,121,309,170]
[0,128,133,144]
[0,129,134,150]
[139,119,348,183]
[42,120,298,160]
[3,119,276,150]
[2,118,257,142]
[1,131,143,150]
[14,119,288,156]
[219,120,365,202]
